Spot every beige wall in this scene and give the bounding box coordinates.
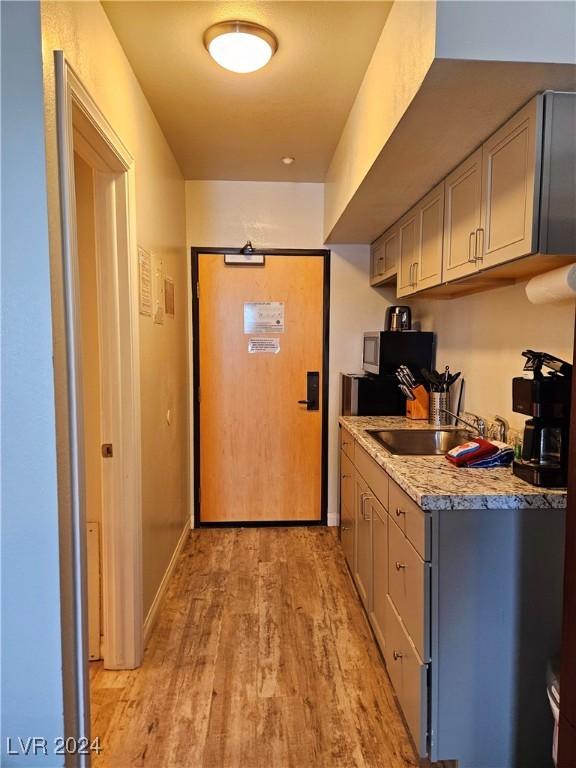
[74,152,102,526]
[186,180,393,524]
[41,1,189,617]
[415,283,575,431]
[324,0,437,239]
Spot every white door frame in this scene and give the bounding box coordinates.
[55,48,143,693]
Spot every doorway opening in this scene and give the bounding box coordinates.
[55,52,143,752]
[191,247,330,527]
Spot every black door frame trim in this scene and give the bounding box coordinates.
[191,247,331,528]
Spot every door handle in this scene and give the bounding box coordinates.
[298,371,319,411]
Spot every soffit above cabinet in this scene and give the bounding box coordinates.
[324,0,576,244]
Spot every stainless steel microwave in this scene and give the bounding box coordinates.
[362,331,435,376]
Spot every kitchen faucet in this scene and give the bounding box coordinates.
[493,415,509,443]
[441,409,486,438]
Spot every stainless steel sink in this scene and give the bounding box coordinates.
[367,428,474,455]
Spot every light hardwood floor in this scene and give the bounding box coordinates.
[90,527,422,768]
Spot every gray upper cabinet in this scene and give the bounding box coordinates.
[371,92,576,296]
[417,181,445,291]
[539,92,576,254]
[397,182,445,297]
[397,209,419,297]
[480,96,541,269]
[370,227,398,286]
[442,147,483,282]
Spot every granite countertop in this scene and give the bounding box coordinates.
[339,416,567,511]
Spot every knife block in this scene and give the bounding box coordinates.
[406,385,429,420]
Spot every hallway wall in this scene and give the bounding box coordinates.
[185,180,393,524]
[40,2,190,623]
[1,3,65,762]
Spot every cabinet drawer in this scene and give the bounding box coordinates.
[388,518,430,661]
[340,427,355,462]
[354,444,389,510]
[389,479,429,560]
[384,596,428,756]
[340,451,354,514]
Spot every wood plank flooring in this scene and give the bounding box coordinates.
[89,527,420,768]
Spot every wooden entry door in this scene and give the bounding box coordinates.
[195,250,328,524]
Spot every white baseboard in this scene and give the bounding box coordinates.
[143,522,190,648]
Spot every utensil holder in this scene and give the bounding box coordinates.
[406,385,429,420]
[429,392,450,426]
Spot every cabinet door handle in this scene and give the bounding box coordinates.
[468,231,477,263]
[412,262,418,287]
[395,507,405,517]
[476,227,484,262]
[393,650,403,661]
[342,526,352,531]
[395,561,406,571]
[342,474,351,479]
[360,493,372,521]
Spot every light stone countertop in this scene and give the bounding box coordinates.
[339,416,567,511]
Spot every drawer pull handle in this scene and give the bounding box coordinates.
[395,507,405,516]
[395,561,406,571]
[342,526,351,531]
[342,474,351,479]
[393,650,403,661]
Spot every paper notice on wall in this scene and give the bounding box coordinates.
[244,301,285,333]
[138,248,152,316]
[248,338,280,354]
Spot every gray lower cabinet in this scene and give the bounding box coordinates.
[354,474,372,611]
[339,426,565,767]
[340,451,355,570]
[369,497,387,654]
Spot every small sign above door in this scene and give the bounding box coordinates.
[243,301,285,333]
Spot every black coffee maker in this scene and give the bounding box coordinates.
[512,349,572,488]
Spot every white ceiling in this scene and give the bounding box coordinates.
[102,1,392,181]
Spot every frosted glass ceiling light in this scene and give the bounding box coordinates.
[204,21,278,73]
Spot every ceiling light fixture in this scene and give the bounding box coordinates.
[203,21,278,74]
[281,156,295,165]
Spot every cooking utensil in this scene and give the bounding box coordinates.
[456,378,465,418]
[447,371,461,387]
[421,368,443,392]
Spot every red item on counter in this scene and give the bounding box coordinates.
[445,437,499,467]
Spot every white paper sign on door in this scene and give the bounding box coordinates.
[248,338,280,354]
[244,301,285,333]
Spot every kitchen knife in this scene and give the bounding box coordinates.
[396,368,414,390]
[399,383,416,400]
[400,365,418,388]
